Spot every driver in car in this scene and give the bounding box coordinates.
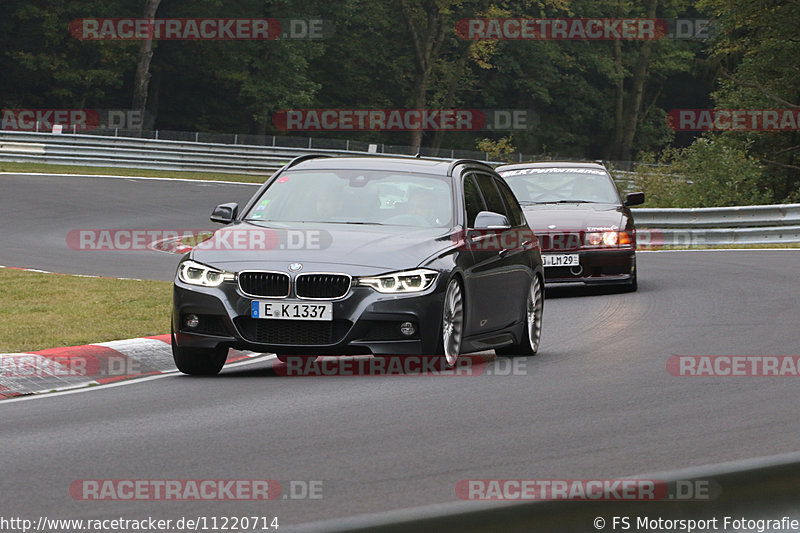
[407,188,446,226]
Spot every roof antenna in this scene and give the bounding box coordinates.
[414,151,421,158]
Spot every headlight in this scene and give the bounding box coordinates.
[178,260,235,287]
[357,268,438,294]
[584,231,632,248]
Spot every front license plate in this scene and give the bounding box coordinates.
[251,300,333,321]
[542,254,579,268]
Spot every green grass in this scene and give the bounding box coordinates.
[180,232,214,247]
[0,269,172,353]
[0,161,268,183]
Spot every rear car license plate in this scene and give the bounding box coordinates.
[542,254,579,268]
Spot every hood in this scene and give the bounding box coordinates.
[189,221,456,274]
[521,203,625,233]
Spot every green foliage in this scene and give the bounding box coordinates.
[695,0,800,203]
[1,0,797,207]
[633,137,769,207]
[0,0,139,108]
[476,135,517,161]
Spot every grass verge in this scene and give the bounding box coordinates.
[0,161,268,183]
[0,269,172,353]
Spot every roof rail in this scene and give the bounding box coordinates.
[446,159,495,176]
[286,154,333,169]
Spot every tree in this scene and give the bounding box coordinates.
[131,0,162,132]
[697,0,800,201]
[399,0,451,149]
[0,0,138,111]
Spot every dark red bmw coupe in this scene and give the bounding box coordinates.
[497,161,644,291]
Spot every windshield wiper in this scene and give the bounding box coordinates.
[552,199,598,204]
[328,221,386,225]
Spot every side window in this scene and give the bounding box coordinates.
[475,173,509,219]
[495,177,526,227]
[463,174,486,228]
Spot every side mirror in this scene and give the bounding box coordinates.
[210,202,239,224]
[624,192,645,207]
[474,211,511,230]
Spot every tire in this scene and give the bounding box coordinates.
[171,329,228,376]
[496,274,543,357]
[439,277,465,368]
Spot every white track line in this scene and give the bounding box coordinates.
[0,354,276,406]
[0,264,145,281]
[0,171,261,186]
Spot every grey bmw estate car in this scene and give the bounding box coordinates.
[171,156,544,375]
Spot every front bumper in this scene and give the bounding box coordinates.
[172,275,447,356]
[541,248,635,285]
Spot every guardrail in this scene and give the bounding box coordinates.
[3,130,799,246]
[633,204,800,246]
[293,451,800,533]
[0,130,479,175]
[4,126,535,162]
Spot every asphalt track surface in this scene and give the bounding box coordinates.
[2,173,800,529]
[0,173,257,279]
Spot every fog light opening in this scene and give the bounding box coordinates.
[185,314,199,328]
[400,321,416,336]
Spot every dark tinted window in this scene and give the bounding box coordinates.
[495,177,526,227]
[475,173,508,218]
[463,175,485,228]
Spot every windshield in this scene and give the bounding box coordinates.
[500,167,621,204]
[244,170,453,228]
